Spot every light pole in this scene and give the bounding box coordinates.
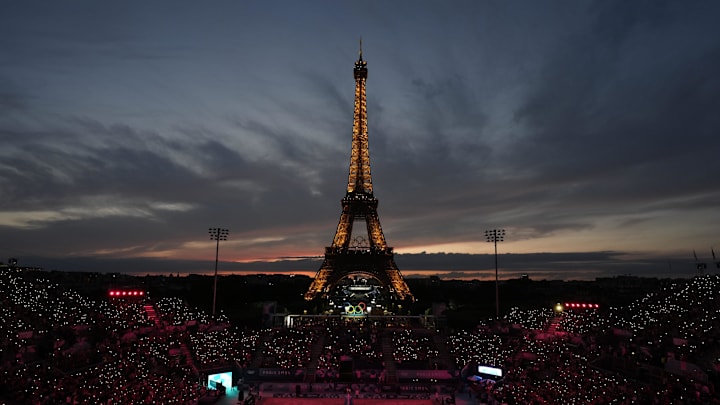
[485,229,505,317]
[209,227,229,317]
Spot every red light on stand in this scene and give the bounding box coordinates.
[562,302,599,309]
[108,289,146,298]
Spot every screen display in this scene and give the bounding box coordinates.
[207,371,232,390]
[477,365,503,377]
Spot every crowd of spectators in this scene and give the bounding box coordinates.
[154,297,220,327]
[392,329,439,369]
[259,328,315,369]
[3,262,720,404]
[188,326,259,370]
[445,275,720,404]
[316,319,384,382]
[0,266,201,404]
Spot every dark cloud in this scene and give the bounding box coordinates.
[513,2,720,182]
[0,88,26,115]
[1,1,718,278]
[481,2,720,242]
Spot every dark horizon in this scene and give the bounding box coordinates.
[8,250,712,281]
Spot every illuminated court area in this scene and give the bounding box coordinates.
[260,399,436,405]
[209,384,472,405]
[214,392,443,405]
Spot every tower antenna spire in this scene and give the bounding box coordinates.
[359,37,363,60]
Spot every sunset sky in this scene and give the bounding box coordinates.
[1,1,719,279]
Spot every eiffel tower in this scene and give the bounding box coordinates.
[304,45,413,302]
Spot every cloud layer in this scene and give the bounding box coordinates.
[1,1,719,278]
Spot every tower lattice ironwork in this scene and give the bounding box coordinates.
[304,45,413,302]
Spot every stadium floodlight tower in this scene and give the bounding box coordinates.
[485,229,505,317]
[209,227,229,317]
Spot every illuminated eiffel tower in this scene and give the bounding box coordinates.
[304,45,413,302]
